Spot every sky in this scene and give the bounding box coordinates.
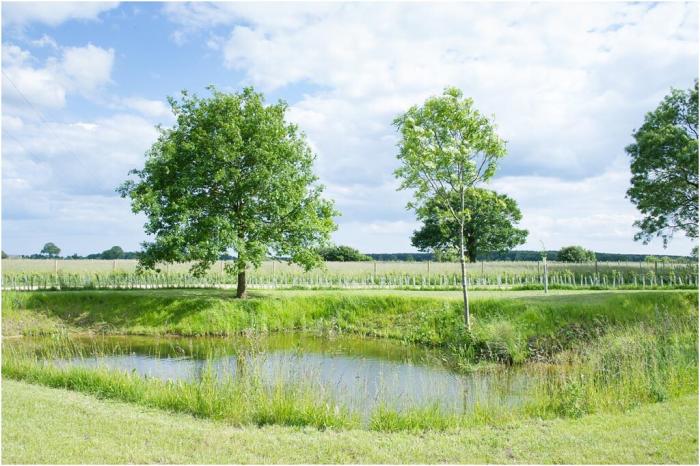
[1,1,698,257]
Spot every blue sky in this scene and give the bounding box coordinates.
[2,1,698,256]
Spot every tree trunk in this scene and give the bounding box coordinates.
[466,235,477,263]
[459,222,471,330]
[236,270,246,298]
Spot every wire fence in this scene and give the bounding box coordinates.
[2,260,697,291]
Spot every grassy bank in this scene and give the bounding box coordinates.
[4,290,697,365]
[3,380,697,464]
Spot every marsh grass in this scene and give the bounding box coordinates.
[2,341,360,430]
[525,321,698,419]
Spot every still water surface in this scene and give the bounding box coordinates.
[18,334,532,414]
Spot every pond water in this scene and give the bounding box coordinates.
[12,334,532,415]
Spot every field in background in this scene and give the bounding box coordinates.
[2,258,697,291]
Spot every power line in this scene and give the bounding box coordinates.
[2,69,53,126]
[2,69,79,160]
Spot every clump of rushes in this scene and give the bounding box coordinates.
[525,321,698,419]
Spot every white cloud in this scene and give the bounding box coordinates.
[490,159,696,254]
[60,44,115,93]
[173,1,697,255]
[2,112,159,254]
[121,97,171,119]
[31,34,59,49]
[2,43,114,112]
[2,2,118,27]
[3,3,697,256]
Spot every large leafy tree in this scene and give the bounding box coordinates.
[557,245,595,263]
[411,188,527,262]
[626,80,698,247]
[317,245,372,262]
[119,87,337,298]
[394,87,507,329]
[101,246,125,260]
[40,242,60,258]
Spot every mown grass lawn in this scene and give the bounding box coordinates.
[2,379,697,464]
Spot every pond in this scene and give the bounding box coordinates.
[9,334,533,416]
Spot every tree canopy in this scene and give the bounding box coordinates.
[626,80,698,247]
[557,245,596,263]
[317,245,372,262]
[101,246,125,260]
[40,242,60,258]
[394,86,507,329]
[119,86,337,297]
[411,188,527,262]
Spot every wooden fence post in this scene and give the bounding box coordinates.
[543,257,548,294]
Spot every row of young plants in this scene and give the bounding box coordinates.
[2,268,698,291]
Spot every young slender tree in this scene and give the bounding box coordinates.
[394,87,506,329]
[119,86,337,298]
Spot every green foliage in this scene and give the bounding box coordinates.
[317,245,371,262]
[557,246,596,263]
[626,80,698,246]
[393,86,507,327]
[101,246,125,260]
[118,86,338,295]
[2,250,8,259]
[412,188,527,262]
[40,243,60,258]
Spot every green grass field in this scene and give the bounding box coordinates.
[2,380,697,464]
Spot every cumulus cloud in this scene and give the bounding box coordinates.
[31,34,59,49]
[162,1,697,254]
[1,40,158,255]
[2,42,115,113]
[2,112,158,253]
[2,2,118,28]
[120,97,172,119]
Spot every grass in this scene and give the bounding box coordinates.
[3,379,697,464]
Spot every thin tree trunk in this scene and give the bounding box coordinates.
[458,182,471,331]
[236,269,246,298]
[460,228,471,330]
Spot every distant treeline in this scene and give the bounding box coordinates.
[367,250,692,262]
[8,249,691,263]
